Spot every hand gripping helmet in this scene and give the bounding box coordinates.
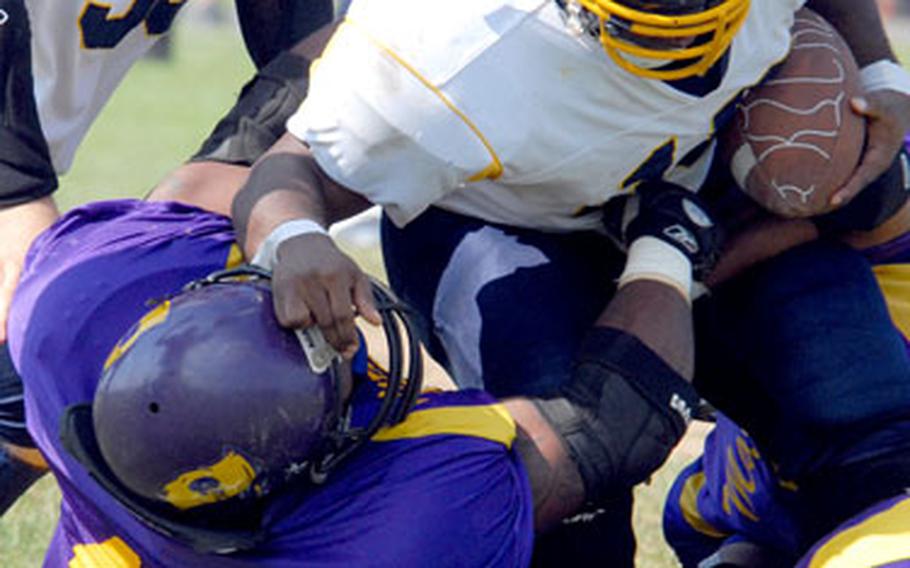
[61,266,422,553]
[565,0,750,80]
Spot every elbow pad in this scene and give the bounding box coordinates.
[534,327,698,503]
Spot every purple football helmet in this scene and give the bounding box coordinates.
[92,272,340,512]
[61,266,423,553]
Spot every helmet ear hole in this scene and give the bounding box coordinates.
[92,273,340,511]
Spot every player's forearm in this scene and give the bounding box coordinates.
[0,197,60,339]
[0,196,59,267]
[504,399,585,532]
[705,216,819,287]
[806,0,897,66]
[706,198,910,286]
[231,133,371,258]
[148,162,250,216]
[595,280,694,380]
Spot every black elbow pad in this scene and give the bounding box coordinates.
[534,328,699,503]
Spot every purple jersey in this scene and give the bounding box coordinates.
[795,493,910,567]
[8,200,533,567]
[665,415,910,567]
[664,212,910,567]
[663,413,803,565]
[796,495,910,568]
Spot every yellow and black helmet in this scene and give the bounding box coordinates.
[570,0,751,80]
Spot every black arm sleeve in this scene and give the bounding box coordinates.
[233,0,334,69]
[814,148,910,235]
[189,50,310,167]
[0,0,57,206]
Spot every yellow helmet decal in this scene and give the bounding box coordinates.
[576,0,751,80]
[103,300,171,371]
[163,450,257,510]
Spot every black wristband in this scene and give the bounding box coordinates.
[814,149,910,235]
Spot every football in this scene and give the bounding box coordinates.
[720,8,865,218]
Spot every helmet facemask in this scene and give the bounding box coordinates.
[565,0,750,80]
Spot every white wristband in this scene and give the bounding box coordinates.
[251,219,328,270]
[618,236,693,303]
[860,60,910,96]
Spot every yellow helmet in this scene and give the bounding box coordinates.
[571,0,751,80]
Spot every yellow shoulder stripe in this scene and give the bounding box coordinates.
[70,537,140,568]
[103,301,171,371]
[342,18,503,182]
[873,264,910,338]
[809,497,910,567]
[372,403,516,448]
[225,243,244,269]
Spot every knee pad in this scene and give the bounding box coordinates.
[534,327,699,503]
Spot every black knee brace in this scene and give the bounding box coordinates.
[534,327,699,503]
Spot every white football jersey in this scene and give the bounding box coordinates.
[25,0,186,173]
[290,0,806,231]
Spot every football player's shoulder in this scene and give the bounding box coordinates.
[796,493,910,567]
[343,0,549,84]
[372,388,517,448]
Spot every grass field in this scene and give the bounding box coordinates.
[1,7,908,567]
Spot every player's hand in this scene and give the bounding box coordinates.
[603,181,724,280]
[270,232,380,358]
[831,91,910,207]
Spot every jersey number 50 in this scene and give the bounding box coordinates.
[80,0,187,49]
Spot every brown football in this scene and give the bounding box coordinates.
[720,8,865,218]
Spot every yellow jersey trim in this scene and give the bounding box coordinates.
[225,243,244,269]
[70,536,140,568]
[808,497,910,567]
[343,18,503,182]
[873,264,910,338]
[372,403,516,449]
[679,470,727,538]
[103,301,171,370]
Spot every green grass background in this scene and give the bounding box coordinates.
[0,5,908,567]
